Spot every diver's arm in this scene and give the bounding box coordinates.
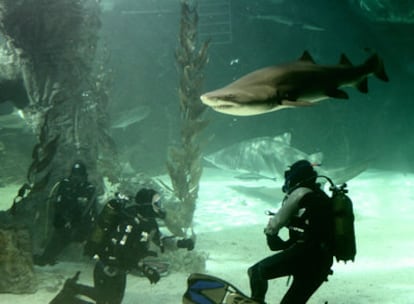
[265,187,312,235]
[161,236,194,251]
[80,184,98,219]
[52,181,71,228]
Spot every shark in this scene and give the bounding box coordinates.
[249,15,326,32]
[110,105,150,130]
[204,132,323,180]
[0,102,29,130]
[0,109,27,130]
[204,132,371,184]
[200,51,389,116]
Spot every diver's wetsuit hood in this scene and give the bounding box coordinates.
[134,188,166,219]
[70,161,88,185]
[283,160,317,193]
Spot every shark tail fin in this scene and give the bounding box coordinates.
[365,53,389,82]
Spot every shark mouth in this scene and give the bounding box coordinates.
[212,103,237,110]
[201,95,237,108]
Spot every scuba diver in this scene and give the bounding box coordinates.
[34,161,97,266]
[50,192,160,304]
[50,188,194,304]
[248,160,334,304]
[129,188,195,253]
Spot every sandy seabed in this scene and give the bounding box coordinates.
[1,168,414,304]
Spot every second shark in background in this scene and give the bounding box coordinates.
[204,132,371,185]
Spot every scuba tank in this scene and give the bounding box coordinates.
[320,176,357,263]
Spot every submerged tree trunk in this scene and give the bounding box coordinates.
[0,0,117,251]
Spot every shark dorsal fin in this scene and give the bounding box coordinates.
[273,132,291,145]
[299,51,315,63]
[339,54,353,66]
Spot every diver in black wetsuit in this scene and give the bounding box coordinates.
[248,160,334,304]
[34,161,97,266]
[50,192,160,304]
[50,189,194,304]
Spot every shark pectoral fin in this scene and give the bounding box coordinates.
[281,100,314,107]
[326,88,349,99]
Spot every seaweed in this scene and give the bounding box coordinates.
[165,0,210,235]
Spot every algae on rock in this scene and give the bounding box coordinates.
[0,0,118,252]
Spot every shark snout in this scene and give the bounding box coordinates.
[200,94,211,105]
[201,94,228,106]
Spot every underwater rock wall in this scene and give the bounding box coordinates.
[0,226,37,294]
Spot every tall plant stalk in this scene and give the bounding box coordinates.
[165,0,209,235]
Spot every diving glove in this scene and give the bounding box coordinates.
[142,264,160,284]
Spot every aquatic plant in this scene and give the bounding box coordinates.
[165,0,210,235]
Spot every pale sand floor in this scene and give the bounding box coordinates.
[1,168,414,303]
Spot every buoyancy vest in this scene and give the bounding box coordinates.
[287,187,334,250]
[288,180,357,263]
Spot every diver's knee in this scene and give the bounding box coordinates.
[248,264,262,280]
[248,266,253,278]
